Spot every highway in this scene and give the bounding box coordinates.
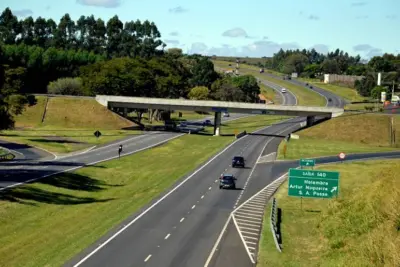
[0,113,248,190]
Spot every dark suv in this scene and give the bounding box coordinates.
[219,174,236,189]
[232,156,245,168]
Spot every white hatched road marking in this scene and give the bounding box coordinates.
[231,172,288,264]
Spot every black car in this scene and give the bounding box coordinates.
[232,156,245,168]
[219,174,236,189]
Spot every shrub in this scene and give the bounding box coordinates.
[47,77,85,95]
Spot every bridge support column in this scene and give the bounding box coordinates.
[213,112,222,136]
[123,108,128,117]
[306,116,315,127]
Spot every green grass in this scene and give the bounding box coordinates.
[277,113,400,159]
[0,134,234,267]
[212,60,326,106]
[344,102,383,111]
[257,160,400,267]
[300,78,366,102]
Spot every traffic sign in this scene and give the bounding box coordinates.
[288,168,340,199]
[338,152,346,160]
[299,159,315,167]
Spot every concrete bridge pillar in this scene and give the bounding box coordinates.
[213,112,222,136]
[123,107,128,117]
[306,116,315,127]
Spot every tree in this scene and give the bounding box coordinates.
[189,57,219,88]
[282,53,308,74]
[47,77,85,95]
[232,75,260,102]
[321,59,340,74]
[188,86,209,100]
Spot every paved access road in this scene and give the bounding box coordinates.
[0,113,249,190]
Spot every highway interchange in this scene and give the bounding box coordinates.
[1,76,399,267]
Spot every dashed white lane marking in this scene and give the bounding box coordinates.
[144,254,152,262]
[208,187,212,190]
[201,195,204,199]
[180,217,185,223]
[165,234,170,240]
[191,205,196,209]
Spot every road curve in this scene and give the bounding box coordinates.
[0,114,247,190]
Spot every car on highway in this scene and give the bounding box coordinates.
[232,156,245,168]
[281,88,287,93]
[219,174,237,189]
[223,112,230,117]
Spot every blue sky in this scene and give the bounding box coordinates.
[1,0,399,58]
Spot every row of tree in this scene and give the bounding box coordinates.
[0,8,164,58]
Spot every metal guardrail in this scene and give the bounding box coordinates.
[270,197,282,252]
[235,131,247,139]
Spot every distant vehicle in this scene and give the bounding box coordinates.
[203,119,212,126]
[260,68,264,73]
[219,174,237,189]
[328,98,332,102]
[179,122,188,127]
[232,156,245,168]
[223,112,230,117]
[281,88,287,93]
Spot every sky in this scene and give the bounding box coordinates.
[1,0,399,59]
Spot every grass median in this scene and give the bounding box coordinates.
[0,114,287,267]
[277,113,400,159]
[257,159,400,267]
[212,60,326,106]
[299,78,366,102]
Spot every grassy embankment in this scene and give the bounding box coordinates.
[0,114,284,267]
[277,113,400,159]
[0,96,208,154]
[258,159,400,267]
[212,60,326,106]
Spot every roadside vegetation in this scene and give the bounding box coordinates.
[0,113,284,267]
[258,159,400,267]
[277,113,400,159]
[212,60,326,106]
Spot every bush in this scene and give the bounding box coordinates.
[47,77,85,96]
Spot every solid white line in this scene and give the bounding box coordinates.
[165,233,170,240]
[1,134,184,193]
[144,254,152,262]
[244,236,258,240]
[236,218,261,225]
[180,218,185,223]
[232,216,256,264]
[244,203,264,209]
[203,215,232,267]
[241,206,265,212]
[56,145,97,160]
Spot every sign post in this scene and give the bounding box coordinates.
[299,159,315,169]
[338,152,346,163]
[288,168,340,200]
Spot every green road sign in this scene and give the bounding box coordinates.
[288,168,340,199]
[299,159,315,167]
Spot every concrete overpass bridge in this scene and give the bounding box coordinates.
[96,95,344,135]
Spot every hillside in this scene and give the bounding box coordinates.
[258,159,400,267]
[0,96,137,154]
[278,113,400,159]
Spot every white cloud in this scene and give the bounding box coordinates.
[222,27,248,38]
[76,0,120,8]
[164,39,180,46]
[12,9,33,17]
[169,6,188,13]
[169,31,179,36]
[190,40,301,57]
